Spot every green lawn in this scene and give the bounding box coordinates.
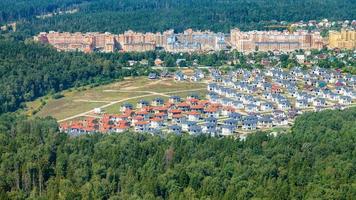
[25,76,207,120]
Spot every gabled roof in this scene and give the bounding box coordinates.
[135,121,150,126]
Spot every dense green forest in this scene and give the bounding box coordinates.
[0,0,87,23]
[0,107,355,199]
[1,0,355,35]
[0,39,159,114]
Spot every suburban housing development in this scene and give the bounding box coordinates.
[34,28,356,53]
[59,67,355,137]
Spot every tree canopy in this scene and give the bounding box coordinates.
[0,39,157,114]
[1,0,355,35]
[0,107,355,199]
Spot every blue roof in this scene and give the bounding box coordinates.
[229,112,242,119]
[224,119,238,125]
[138,99,149,104]
[202,123,216,129]
[205,116,217,122]
[153,97,164,101]
[184,121,197,126]
[189,125,202,132]
[170,125,182,130]
[170,95,181,99]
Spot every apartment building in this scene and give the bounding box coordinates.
[35,28,327,53]
[34,31,117,53]
[165,29,228,52]
[328,29,356,49]
[230,29,323,52]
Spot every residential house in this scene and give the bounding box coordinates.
[258,116,273,128]
[339,96,352,105]
[242,119,257,130]
[260,102,274,111]
[120,103,133,112]
[169,96,181,104]
[169,125,182,135]
[313,98,326,107]
[152,97,164,106]
[134,121,150,132]
[150,118,164,129]
[182,121,197,132]
[187,111,201,121]
[221,125,235,136]
[188,125,202,135]
[136,100,149,109]
[201,123,218,136]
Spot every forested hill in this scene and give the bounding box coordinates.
[0,107,355,199]
[1,0,355,34]
[0,39,157,114]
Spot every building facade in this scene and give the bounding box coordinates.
[328,29,356,49]
[230,29,323,52]
[35,28,327,53]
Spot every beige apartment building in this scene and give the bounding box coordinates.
[35,32,116,53]
[230,29,324,52]
[35,28,328,53]
[328,29,356,49]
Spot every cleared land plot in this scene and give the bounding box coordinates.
[26,77,207,121]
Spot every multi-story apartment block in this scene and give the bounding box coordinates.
[328,29,356,49]
[34,31,116,53]
[230,29,323,52]
[35,28,327,53]
[165,29,228,52]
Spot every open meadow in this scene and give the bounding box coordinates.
[26,76,207,121]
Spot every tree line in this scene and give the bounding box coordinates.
[0,107,355,199]
[1,0,354,36]
[0,39,157,114]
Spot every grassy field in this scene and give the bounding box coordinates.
[25,76,207,121]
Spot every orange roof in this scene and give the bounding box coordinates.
[141,106,152,111]
[186,111,200,115]
[204,107,218,112]
[169,109,182,114]
[198,100,210,105]
[117,114,130,118]
[152,106,168,111]
[136,110,149,115]
[191,105,204,109]
[172,114,184,118]
[117,120,128,125]
[210,103,222,108]
[135,121,150,125]
[154,112,166,117]
[151,117,163,122]
[165,102,175,107]
[115,123,129,129]
[133,116,144,121]
[223,106,236,111]
[177,102,190,107]
[187,98,199,103]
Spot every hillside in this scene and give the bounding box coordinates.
[1,0,355,34]
[0,39,159,114]
[0,108,355,199]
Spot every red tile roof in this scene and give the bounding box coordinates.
[169,109,182,114]
[177,102,190,107]
[186,111,201,115]
[135,121,150,125]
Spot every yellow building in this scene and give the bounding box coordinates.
[328,30,356,49]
